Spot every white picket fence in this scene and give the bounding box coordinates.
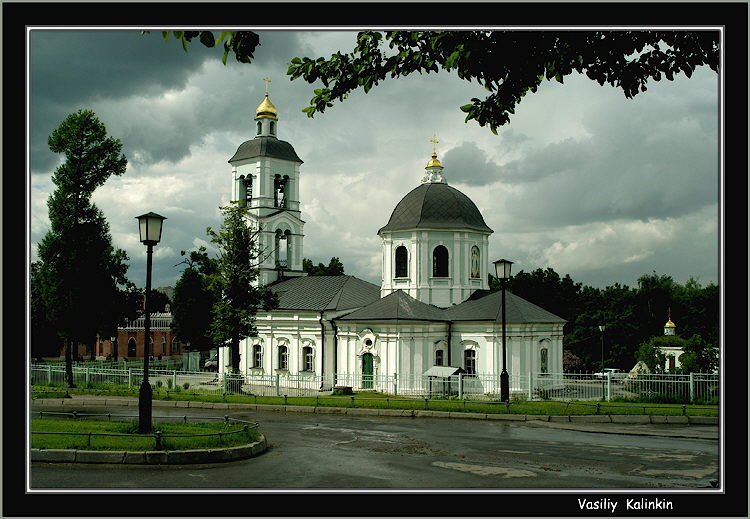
[30,364,719,404]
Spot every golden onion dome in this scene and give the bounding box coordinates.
[255,95,278,120]
[664,319,676,328]
[426,152,443,168]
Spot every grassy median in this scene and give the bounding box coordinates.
[31,418,261,452]
[32,384,719,417]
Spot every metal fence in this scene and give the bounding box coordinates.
[31,411,259,450]
[30,365,719,404]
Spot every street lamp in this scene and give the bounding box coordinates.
[493,259,513,402]
[135,211,166,434]
[599,325,606,400]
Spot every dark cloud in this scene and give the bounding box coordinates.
[441,142,498,186]
[30,30,216,172]
[494,81,718,229]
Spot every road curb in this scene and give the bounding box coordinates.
[31,435,268,465]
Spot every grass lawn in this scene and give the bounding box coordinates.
[31,385,719,417]
[31,418,261,452]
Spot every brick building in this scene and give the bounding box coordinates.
[94,310,185,360]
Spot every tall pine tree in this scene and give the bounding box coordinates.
[35,109,129,386]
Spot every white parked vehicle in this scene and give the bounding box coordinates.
[593,368,623,380]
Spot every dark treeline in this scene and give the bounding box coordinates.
[489,269,719,372]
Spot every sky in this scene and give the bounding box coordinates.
[28,29,721,293]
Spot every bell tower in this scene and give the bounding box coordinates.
[228,79,307,286]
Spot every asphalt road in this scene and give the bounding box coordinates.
[29,404,719,490]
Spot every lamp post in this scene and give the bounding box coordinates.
[493,259,513,402]
[135,211,166,434]
[599,325,606,400]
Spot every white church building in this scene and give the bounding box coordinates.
[218,87,566,395]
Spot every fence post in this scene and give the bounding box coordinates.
[173,370,177,390]
[458,373,463,399]
[47,365,52,385]
[689,372,695,402]
[606,372,612,401]
[275,374,280,397]
[528,372,533,400]
[85,367,90,386]
[222,371,227,393]
[128,368,132,388]
[393,372,398,396]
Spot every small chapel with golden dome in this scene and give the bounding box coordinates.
[218,84,566,394]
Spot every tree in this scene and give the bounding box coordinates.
[171,247,219,353]
[30,262,61,359]
[35,109,129,386]
[302,256,346,276]
[206,204,278,382]
[677,334,718,374]
[636,336,683,374]
[152,30,719,134]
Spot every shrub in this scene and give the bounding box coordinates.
[183,382,190,390]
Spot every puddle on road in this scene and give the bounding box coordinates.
[432,461,537,478]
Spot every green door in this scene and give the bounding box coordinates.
[362,353,374,389]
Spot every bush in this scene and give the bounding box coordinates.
[183,382,190,390]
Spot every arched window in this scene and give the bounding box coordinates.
[127,337,136,358]
[433,245,449,277]
[276,229,290,268]
[244,175,252,206]
[470,246,480,279]
[435,349,444,366]
[302,346,314,372]
[253,344,262,368]
[256,121,262,135]
[464,349,476,375]
[270,120,276,136]
[274,174,289,208]
[540,347,548,374]
[237,175,247,206]
[278,345,288,370]
[395,245,408,278]
[172,337,180,354]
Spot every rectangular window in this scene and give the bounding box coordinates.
[435,349,444,366]
[303,347,314,372]
[253,345,262,368]
[464,349,476,376]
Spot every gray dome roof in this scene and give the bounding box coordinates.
[228,136,303,164]
[378,183,493,234]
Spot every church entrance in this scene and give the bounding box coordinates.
[362,353,374,389]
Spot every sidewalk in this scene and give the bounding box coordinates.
[32,394,719,440]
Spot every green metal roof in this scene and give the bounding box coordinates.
[378,183,493,234]
[228,136,303,164]
[338,288,566,324]
[443,290,567,323]
[338,290,447,322]
[269,275,380,311]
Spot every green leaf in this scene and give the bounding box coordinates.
[199,31,216,48]
[459,103,474,113]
